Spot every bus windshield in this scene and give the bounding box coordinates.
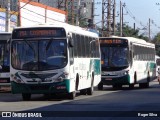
[101,46,129,70]
[11,39,67,71]
[156,59,160,66]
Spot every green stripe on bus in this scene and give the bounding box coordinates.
[89,59,101,75]
[65,79,70,92]
[94,59,101,75]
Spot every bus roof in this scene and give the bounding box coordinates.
[0,32,11,41]
[100,36,155,48]
[13,23,99,38]
[156,55,160,59]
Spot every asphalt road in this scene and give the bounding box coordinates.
[0,80,160,120]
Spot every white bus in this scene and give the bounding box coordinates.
[10,23,101,100]
[156,55,160,84]
[0,32,11,87]
[98,36,156,89]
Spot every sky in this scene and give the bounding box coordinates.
[94,0,160,38]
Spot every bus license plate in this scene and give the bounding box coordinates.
[106,78,112,80]
[0,80,7,83]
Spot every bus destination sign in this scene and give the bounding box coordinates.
[12,28,66,39]
[100,39,128,45]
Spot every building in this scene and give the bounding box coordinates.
[0,0,93,27]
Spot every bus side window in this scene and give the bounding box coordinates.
[130,50,133,66]
[69,37,74,65]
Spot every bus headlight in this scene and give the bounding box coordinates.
[44,78,52,82]
[54,72,69,82]
[124,70,129,75]
[55,74,66,82]
[11,74,24,83]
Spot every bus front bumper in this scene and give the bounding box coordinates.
[11,79,70,94]
[101,75,130,85]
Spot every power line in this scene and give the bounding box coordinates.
[21,7,65,23]
[10,0,33,17]
[124,6,147,28]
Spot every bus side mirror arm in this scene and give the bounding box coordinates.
[7,38,11,52]
[69,38,74,47]
[89,39,96,55]
[133,52,134,58]
[68,33,74,47]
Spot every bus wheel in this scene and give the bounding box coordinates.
[80,89,87,95]
[139,83,149,88]
[68,76,78,99]
[145,74,150,88]
[87,76,94,95]
[68,91,76,100]
[22,93,31,101]
[158,78,160,85]
[98,82,103,90]
[146,74,150,88]
[139,75,150,88]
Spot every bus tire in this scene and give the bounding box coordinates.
[98,82,103,90]
[68,75,79,99]
[158,77,160,85]
[139,83,149,88]
[22,93,31,101]
[134,72,137,84]
[80,89,87,95]
[146,73,150,88]
[87,75,94,95]
[139,73,150,88]
[68,91,76,100]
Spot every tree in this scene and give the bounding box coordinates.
[138,34,149,42]
[115,23,149,41]
[152,32,160,44]
[152,32,160,56]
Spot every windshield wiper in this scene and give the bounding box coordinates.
[24,39,36,57]
[46,38,55,51]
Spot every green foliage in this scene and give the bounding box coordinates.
[115,23,149,41]
[79,18,88,28]
[152,32,160,44]
[153,32,160,56]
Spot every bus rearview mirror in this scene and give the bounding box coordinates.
[69,38,74,47]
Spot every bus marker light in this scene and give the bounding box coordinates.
[0,80,7,83]
[57,86,66,89]
[105,78,112,80]
[101,60,104,64]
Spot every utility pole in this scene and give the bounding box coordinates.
[91,0,95,25]
[65,0,68,23]
[5,0,10,32]
[113,0,116,35]
[102,0,115,37]
[149,18,151,41]
[107,0,111,36]
[120,1,122,36]
[133,23,136,31]
[76,0,80,25]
